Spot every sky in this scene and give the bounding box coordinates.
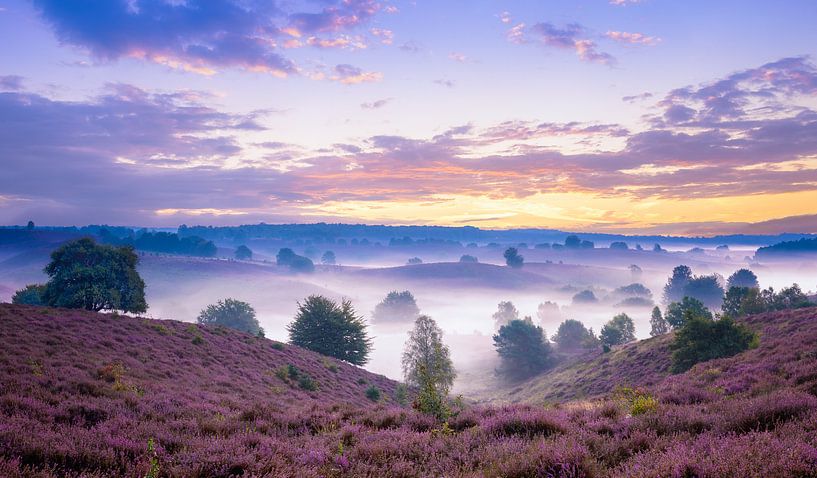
[1,0,817,235]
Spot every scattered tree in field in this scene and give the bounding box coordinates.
[536,301,561,326]
[234,245,252,260]
[42,238,146,313]
[613,283,652,299]
[459,254,478,263]
[649,306,669,336]
[503,247,524,268]
[682,275,725,310]
[372,290,421,323]
[197,298,262,336]
[551,319,596,351]
[493,318,553,378]
[600,313,636,348]
[289,255,315,273]
[727,269,759,289]
[671,315,757,373]
[321,250,336,265]
[276,248,297,266]
[572,290,598,304]
[629,264,643,281]
[402,315,456,395]
[492,301,519,330]
[564,235,582,249]
[11,284,46,306]
[288,295,372,365]
[663,265,693,304]
[26,220,34,230]
[407,257,423,265]
[610,241,629,250]
[665,297,712,329]
[653,243,665,252]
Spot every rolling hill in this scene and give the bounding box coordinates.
[1,304,817,477]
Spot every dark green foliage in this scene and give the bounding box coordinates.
[493,319,553,378]
[11,284,47,306]
[649,306,669,336]
[663,265,693,304]
[459,254,478,263]
[671,315,757,373]
[288,295,372,365]
[722,287,762,318]
[365,385,381,402]
[234,245,252,260]
[765,284,813,310]
[682,275,725,309]
[373,290,420,323]
[666,297,712,328]
[492,301,519,330]
[197,298,262,336]
[402,315,456,394]
[551,319,595,351]
[42,238,147,313]
[109,231,216,257]
[503,247,524,268]
[727,269,758,289]
[600,313,636,347]
[321,250,336,265]
[412,364,450,420]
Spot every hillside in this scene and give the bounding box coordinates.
[462,307,817,405]
[2,304,817,477]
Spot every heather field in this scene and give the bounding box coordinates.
[1,303,817,477]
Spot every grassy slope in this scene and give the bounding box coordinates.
[465,307,817,404]
[0,304,397,408]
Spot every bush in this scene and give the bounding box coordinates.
[600,313,636,347]
[493,319,553,378]
[365,385,381,402]
[11,284,46,306]
[288,295,372,365]
[197,298,262,336]
[671,315,757,373]
[372,290,420,323]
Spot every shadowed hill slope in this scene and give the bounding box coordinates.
[463,307,817,404]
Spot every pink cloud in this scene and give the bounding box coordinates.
[606,31,661,46]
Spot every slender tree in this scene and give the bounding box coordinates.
[649,306,669,336]
[402,315,456,394]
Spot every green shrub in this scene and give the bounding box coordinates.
[298,374,318,391]
[671,316,757,373]
[365,385,381,402]
[394,383,409,406]
[271,341,285,351]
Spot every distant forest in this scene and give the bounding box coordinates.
[756,238,817,257]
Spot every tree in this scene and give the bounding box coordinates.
[26,220,34,230]
[493,318,553,378]
[407,257,423,265]
[727,269,758,289]
[649,306,669,336]
[503,247,524,268]
[629,264,643,281]
[665,296,712,329]
[372,290,421,323]
[682,275,725,310]
[564,235,582,249]
[289,255,315,273]
[536,301,561,326]
[11,284,46,306]
[572,290,598,304]
[321,250,336,265]
[551,319,595,351]
[276,248,297,266]
[670,315,757,373]
[459,254,478,263]
[234,245,252,260]
[767,284,813,310]
[722,286,757,318]
[492,301,519,330]
[610,241,629,250]
[663,265,692,304]
[288,295,372,365]
[197,298,262,336]
[600,313,636,348]
[402,315,456,394]
[42,238,147,313]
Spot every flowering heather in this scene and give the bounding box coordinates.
[2,304,817,476]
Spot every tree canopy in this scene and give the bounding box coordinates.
[11,284,46,306]
[649,306,670,336]
[372,290,421,323]
[665,296,712,329]
[321,250,336,265]
[42,238,146,313]
[402,315,456,394]
[671,315,757,373]
[600,313,636,347]
[503,247,524,268]
[493,318,553,378]
[492,301,519,330]
[288,295,372,365]
[551,319,596,351]
[234,245,252,260]
[663,265,693,304]
[727,269,759,289]
[197,298,262,336]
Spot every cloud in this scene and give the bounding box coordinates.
[433,79,456,88]
[31,0,388,76]
[361,98,392,109]
[609,0,643,5]
[528,23,615,65]
[498,11,512,25]
[448,52,469,63]
[370,28,393,45]
[399,40,421,53]
[0,75,24,91]
[331,64,382,84]
[606,31,661,46]
[622,92,654,103]
[4,57,817,230]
